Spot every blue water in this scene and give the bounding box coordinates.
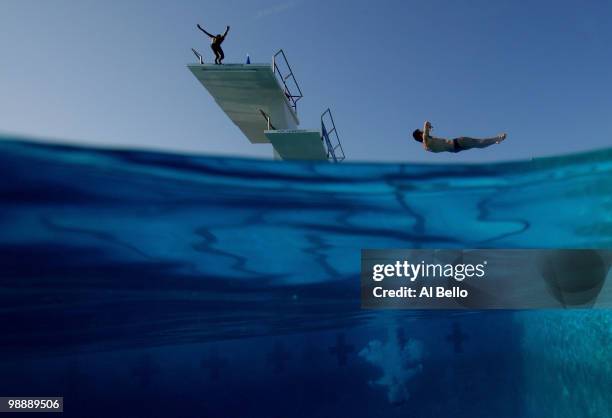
[0,138,610,417]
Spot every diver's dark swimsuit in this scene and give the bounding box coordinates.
[212,43,224,63]
[452,138,467,153]
[211,36,225,64]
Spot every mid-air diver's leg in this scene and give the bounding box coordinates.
[455,134,506,150]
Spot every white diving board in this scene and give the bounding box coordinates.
[264,129,328,161]
[187,63,299,144]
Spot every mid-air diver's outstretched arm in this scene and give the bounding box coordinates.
[422,120,433,151]
[222,25,230,37]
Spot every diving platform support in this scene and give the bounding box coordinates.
[188,49,344,162]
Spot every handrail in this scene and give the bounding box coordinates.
[272,49,303,113]
[321,108,346,163]
[191,48,203,64]
[259,109,276,130]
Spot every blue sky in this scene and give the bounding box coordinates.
[1,0,610,162]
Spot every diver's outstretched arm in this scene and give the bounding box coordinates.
[222,25,230,37]
[422,121,433,151]
[196,24,214,38]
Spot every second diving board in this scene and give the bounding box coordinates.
[264,129,328,161]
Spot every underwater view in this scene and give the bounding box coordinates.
[0,137,611,417]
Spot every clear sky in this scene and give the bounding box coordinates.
[1,0,610,162]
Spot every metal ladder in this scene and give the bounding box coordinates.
[321,108,346,163]
[272,49,303,112]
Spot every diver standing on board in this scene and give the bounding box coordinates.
[412,121,507,153]
[196,24,230,64]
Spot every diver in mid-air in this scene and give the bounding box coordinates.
[196,24,230,64]
[412,121,507,153]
